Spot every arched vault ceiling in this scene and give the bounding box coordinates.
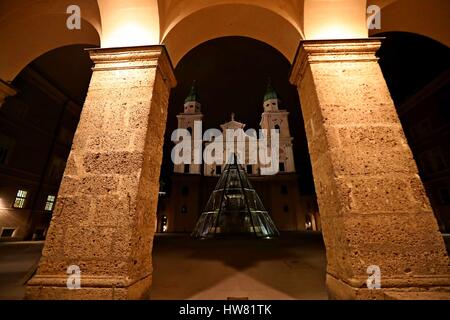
[1,0,449,81]
[0,0,101,33]
[369,0,450,47]
[367,0,398,9]
[158,0,304,41]
[0,0,101,81]
[162,3,302,66]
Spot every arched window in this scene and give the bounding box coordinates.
[274,124,280,131]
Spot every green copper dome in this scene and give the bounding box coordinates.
[185,81,200,103]
[264,80,278,102]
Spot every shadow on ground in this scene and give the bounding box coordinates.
[2,234,448,300]
[150,232,328,300]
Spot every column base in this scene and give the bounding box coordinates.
[326,274,450,300]
[25,274,152,300]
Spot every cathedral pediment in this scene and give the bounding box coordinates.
[220,113,246,131]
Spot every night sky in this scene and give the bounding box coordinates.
[160,36,314,194]
[376,32,450,105]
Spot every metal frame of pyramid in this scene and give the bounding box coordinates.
[192,155,280,239]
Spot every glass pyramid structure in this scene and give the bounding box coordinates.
[192,156,280,239]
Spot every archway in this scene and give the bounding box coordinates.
[151,36,324,299]
[0,0,101,82]
[0,43,97,297]
[0,0,101,242]
[161,3,302,66]
[368,0,450,48]
[1,0,444,300]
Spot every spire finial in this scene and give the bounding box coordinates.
[231,112,235,121]
[267,77,274,91]
[190,80,197,92]
[264,77,278,102]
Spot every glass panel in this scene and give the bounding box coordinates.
[192,155,279,239]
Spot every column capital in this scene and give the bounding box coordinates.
[87,45,177,88]
[0,79,17,107]
[290,38,384,86]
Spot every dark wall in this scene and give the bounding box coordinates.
[0,44,93,240]
[376,32,450,231]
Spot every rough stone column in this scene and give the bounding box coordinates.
[0,79,17,107]
[26,46,176,300]
[290,39,450,299]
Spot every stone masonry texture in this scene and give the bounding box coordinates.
[24,39,450,300]
[290,39,450,299]
[26,46,176,300]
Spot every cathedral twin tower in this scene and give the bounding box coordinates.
[174,81,296,176]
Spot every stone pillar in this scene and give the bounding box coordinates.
[26,46,176,300]
[0,79,17,107]
[290,39,450,299]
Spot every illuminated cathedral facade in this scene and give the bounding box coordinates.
[157,83,320,234]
